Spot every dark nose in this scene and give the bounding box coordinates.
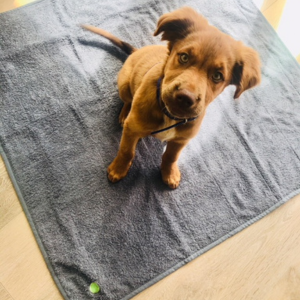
[174,89,197,108]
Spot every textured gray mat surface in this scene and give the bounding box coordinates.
[1,0,300,299]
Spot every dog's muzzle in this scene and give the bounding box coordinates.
[151,78,198,135]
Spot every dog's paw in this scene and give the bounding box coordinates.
[107,160,132,183]
[161,164,181,189]
[164,176,181,189]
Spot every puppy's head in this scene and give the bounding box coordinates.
[154,7,261,119]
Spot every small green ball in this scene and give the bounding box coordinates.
[89,282,101,294]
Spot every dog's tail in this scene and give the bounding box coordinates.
[81,25,137,55]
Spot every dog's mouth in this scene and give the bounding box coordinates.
[158,79,202,120]
[163,103,197,120]
[161,95,201,120]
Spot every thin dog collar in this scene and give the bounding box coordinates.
[151,77,198,135]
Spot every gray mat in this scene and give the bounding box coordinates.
[1,0,300,299]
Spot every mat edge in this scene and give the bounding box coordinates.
[0,146,69,300]
[2,142,300,300]
[123,187,300,300]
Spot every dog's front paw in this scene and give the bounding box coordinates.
[161,164,181,189]
[107,159,132,183]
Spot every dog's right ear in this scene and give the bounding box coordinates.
[154,7,208,49]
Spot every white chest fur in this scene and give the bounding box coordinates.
[154,128,177,142]
[152,117,178,142]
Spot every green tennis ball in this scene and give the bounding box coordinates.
[89,282,101,294]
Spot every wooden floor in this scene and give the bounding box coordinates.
[1,0,300,299]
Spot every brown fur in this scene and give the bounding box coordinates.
[83,7,261,188]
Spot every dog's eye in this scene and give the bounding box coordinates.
[179,53,189,64]
[212,71,224,83]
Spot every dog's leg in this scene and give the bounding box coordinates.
[107,126,140,182]
[118,69,133,126]
[119,103,131,126]
[161,140,189,189]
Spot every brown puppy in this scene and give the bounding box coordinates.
[82,7,261,188]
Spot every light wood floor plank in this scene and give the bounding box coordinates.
[263,0,287,29]
[0,0,15,13]
[0,213,63,300]
[261,0,279,11]
[0,157,23,230]
[0,282,14,300]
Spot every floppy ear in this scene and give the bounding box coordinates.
[153,7,208,49]
[231,44,261,99]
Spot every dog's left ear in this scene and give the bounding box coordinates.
[231,44,261,99]
[154,7,208,49]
